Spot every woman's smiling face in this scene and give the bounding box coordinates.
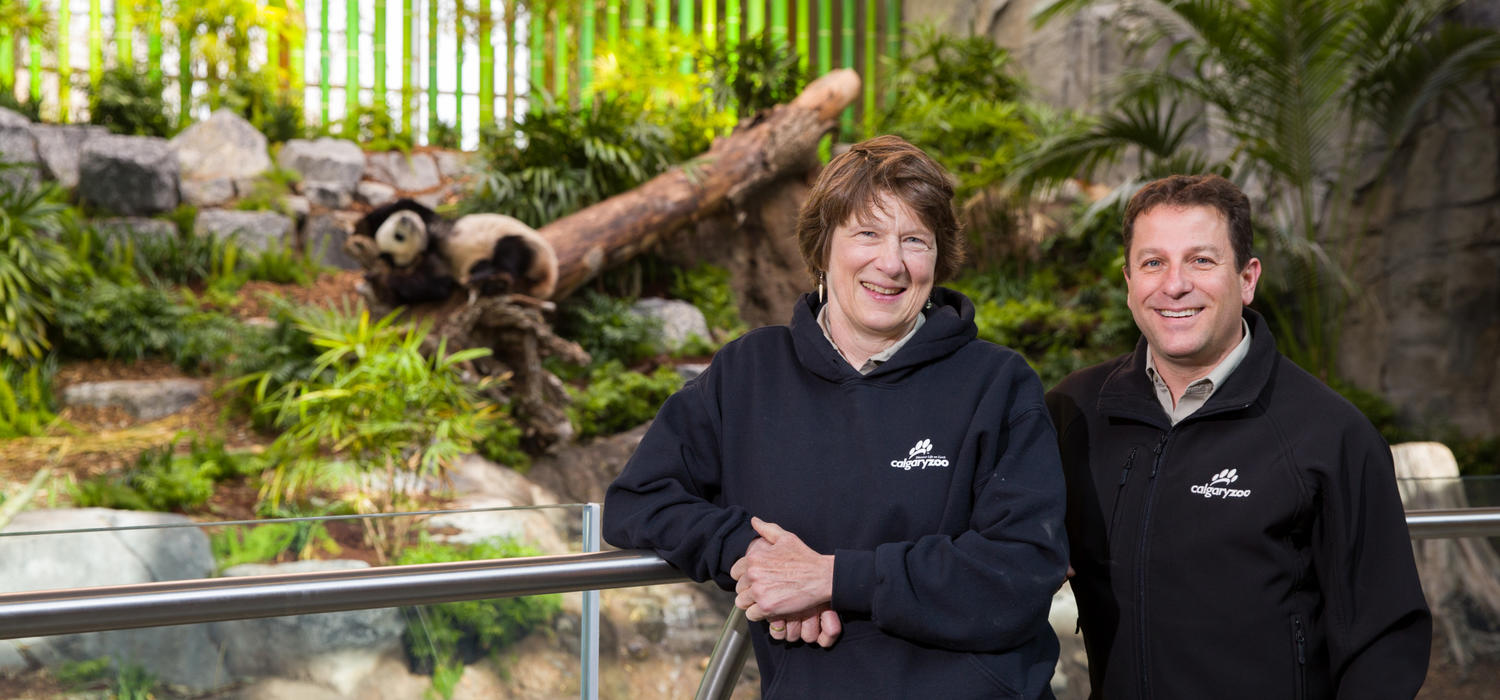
[823,191,937,350]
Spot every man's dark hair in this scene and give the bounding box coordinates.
[1123,174,1253,270]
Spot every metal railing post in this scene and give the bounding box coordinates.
[695,606,752,700]
[581,503,602,700]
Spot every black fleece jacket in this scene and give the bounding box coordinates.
[604,287,1069,699]
[1046,309,1430,700]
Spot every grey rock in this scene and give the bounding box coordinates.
[60,378,206,421]
[432,148,474,179]
[170,108,271,183]
[302,179,353,209]
[0,106,30,126]
[304,210,365,270]
[0,509,226,691]
[195,208,295,254]
[30,123,109,189]
[179,176,237,207]
[278,137,365,191]
[282,193,311,219]
[0,642,25,673]
[355,179,398,207]
[675,363,710,381]
[77,134,180,215]
[0,122,42,191]
[364,150,441,192]
[94,216,179,243]
[630,298,711,353]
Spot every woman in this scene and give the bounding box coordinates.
[603,135,1067,699]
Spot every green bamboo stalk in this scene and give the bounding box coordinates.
[816,0,830,77]
[770,0,785,47]
[89,0,102,90]
[796,0,808,75]
[885,0,897,106]
[347,0,360,110]
[321,0,332,125]
[676,0,690,74]
[863,0,874,137]
[503,0,514,123]
[628,0,645,45]
[701,0,714,49]
[28,0,41,104]
[148,5,162,83]
[529,1,543,109]
[402,0,414,135]
[553,3,567,100]
[116,0,132,65]
[289,2,305,93]
[178,24,191,126]
[581,0,595,104]
[840,0,852,137]
[428,0,438,135]
[653,0,667,33]
[479,0,494,125]
[454,0,464,134]
[606,0,619,54]
[268,23,281,94]
[747,0,763,38]
[1,31,11,93]
[374,0,388,112]
[726,0,739,66]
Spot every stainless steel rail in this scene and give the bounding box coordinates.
[1405,507,1500,539]
[0,549,685,640]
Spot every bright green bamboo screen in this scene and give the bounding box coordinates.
[3,0,902,144]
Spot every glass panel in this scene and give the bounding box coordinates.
[0,505,588,698]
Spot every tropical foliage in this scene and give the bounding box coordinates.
[1022,0,1500,377]
[0,181,76,360]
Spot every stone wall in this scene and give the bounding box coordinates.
[911,0,1500,436]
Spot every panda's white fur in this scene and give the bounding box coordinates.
[440,213,560,299]
[374,209,429,267]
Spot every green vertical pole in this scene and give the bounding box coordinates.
[580,0,594,104]
[116,0,133,65]
[840,0,852,137]
[606,0,620,54]
[374,0,388,113]
[0,30,11,94]
[747,0,762,38]
[816,0,830,77]
[479,0,494,125]
[529,2,543,107]
[321,0,332,125]
[28,0,42,104]
[553,4,566,101]
[290,3,305,95]
[653,0,667,34]
[504,0,515,124]
[885,0,898,106]
[178,25,191,126]
[796,0,808,75]
[863,0,874,137]
[770,0,786,47]
[402,0,414,135]
[148,5,162,83]
[726,0,739,67]
[701,0,714,49]
[676,0,690,73]
[627,0,645,45]
[89,0,102,90]
[347,0,360,110]
[428,0,438,135]
[454,0,464,134]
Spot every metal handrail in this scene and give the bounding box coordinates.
[1405,507,1500,539]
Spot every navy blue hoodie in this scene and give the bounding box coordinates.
[604,288,1069,699]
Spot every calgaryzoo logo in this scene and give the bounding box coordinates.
[1189,468,1253,499]
[890,439,950,471]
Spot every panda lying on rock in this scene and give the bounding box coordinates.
[348,199,559,306]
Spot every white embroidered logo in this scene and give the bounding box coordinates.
[891,439,949,471]
[1190,468,1252,499]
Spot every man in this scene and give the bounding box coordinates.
[1046,174,1430,699]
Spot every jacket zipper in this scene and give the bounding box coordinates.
[1292,615,1307,700]
[1106,448,1138,542]
[1136,432,1170,699]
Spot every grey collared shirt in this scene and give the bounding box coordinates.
[1145,318,1252,425]
[817,306,926,375]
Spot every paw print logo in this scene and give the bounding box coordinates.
[909,439,933,457]
[1210,468,1239,486]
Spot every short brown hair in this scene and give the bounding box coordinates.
[796,135,964,283]
[1123,174,1253,270]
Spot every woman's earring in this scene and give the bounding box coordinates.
[925,296,933,311]
[818,272,826,304]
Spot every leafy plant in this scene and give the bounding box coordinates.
[211,520,341,571]
[71,436,264,512]
[52,279,188,361]
[101,220,226,286]
[0,181,78,360]
[223,300,328,426]
[590,28,737,158]
[88,65,173,137]
[555,290,663,370]
[55,657,161,698]
[567,361,684,440]
[0,355,60,438]
[333,102,413,153]
[670,263,746,342]
[397,536,561,677]
[234,165,302,213]
[428,120,463,150]
[707,33,808,116]
[225,71,306,143]
[174,0,305,118]
[1023,0,1500,378]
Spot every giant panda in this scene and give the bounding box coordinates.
[440,213,559,300]
[349,199,457,305]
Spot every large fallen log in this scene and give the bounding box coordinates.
[537,68,862,299]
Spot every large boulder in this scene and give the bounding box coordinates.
[278,137,365,193]
[303,210,365,270]
[195,208,296,254]
[77,134,180,215]
[630,298,711,353]
[0,509,226,690]
[60,378,206,421]
[171,109,272,207]
[364,150,442,193]
[0,106,30,126]
[0,118,42,191]
[30,123,109,189]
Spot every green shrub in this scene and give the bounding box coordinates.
[51,279,188,361]
[332,102,412,153]
[223,302,328,426]
[0,182,78,360]
[88,66,173,137]
[707,33,808,116]
[211,520,341,571]
[234,165,302,214]
[225,72,306,143]
[555,290,663,370]
[71,437,264,512]
[0,356,61,438]
[670,263,746,342]
[102,220,226,286]
[567,361,684,440]
[397,536,561,677]
[477,405,530,473]
[428,120,463,150]
[55,657,159,697]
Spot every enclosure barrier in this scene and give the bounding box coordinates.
[0,506,1496,698]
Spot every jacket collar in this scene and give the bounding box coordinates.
[1099,308,1278,425]
[789,286,978,383]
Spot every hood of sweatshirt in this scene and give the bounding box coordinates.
[788,286,979,384]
